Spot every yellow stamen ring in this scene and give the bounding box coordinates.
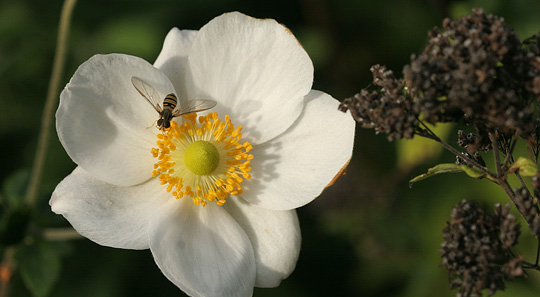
[151,112,253,206]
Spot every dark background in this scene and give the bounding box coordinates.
[2,0,540,296]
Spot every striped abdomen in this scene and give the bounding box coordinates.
[158,93,178,129]
[163,93,178,112]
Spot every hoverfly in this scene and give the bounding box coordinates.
[131,76,217,130]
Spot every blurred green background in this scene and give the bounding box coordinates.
[2,0,540,296]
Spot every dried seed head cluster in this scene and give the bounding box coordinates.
[405,8,538,136]
[339,8,540,141]
[338,9,540,295]
[440,200,523,297]
[523,32,540,94]
[533,172,540,200]
[338,65,417,141]
[514,186,540,237]
[457,130,491,155]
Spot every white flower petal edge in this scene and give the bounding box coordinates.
[186,12,313,144]
[243,90,355,210]
[56,54,176,186]
[149,198,256,297]
[153,28,197,106]
[50,167,167,249]
[223,198,300,287]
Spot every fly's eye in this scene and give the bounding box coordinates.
[157,119,163,126]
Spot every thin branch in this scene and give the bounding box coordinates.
[522,260,540,271]
[490,132,503,178]
[501,133,518,171]
[0,247,15,297]
[417,121,495,176]
[25,0,77,207]
[515,171,529,192]
[42,228,83,241]
[499,180,521,210]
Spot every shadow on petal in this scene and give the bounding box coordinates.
[149,199,256,297]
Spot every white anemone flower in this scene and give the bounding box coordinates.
[51,12,355,297]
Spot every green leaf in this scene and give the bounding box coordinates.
[2,169,30,208]
[14,241,61,297]
[1,169,32,245]
[459,165,486,178]
[409,163,464,187]
[508,157,538,176]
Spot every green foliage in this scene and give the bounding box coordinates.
[459,164,486,178]
[409,162,488,187]
[0,170,31,245]
[2,169,30,209]
[409,163,466,187]
[14,241,61,297]
[509,157,538,176]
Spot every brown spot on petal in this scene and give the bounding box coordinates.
[326,158,351,189]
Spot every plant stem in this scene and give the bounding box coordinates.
[522,262,540,271]
[515,172,529,191]
[499,180,520,208]
[0,247,15,297]
[419,124,540,236]
[25,0,77,207]
[490,132,503,178]
[42,228,82,241]
[417,121,494,176]
[487,132,540,236]
[501,132,518,171]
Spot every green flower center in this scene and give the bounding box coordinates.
[184,140,220,175]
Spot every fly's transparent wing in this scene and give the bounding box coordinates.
[173,99,217,116]
[131,76,163,113]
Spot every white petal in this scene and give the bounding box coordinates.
[149,199,255,297]
[50,167,167,249]
[57,54,175,186]
[223,198,300,287]
[243,90,355,210]
[154,28,197,106]
[186,12,313,144]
